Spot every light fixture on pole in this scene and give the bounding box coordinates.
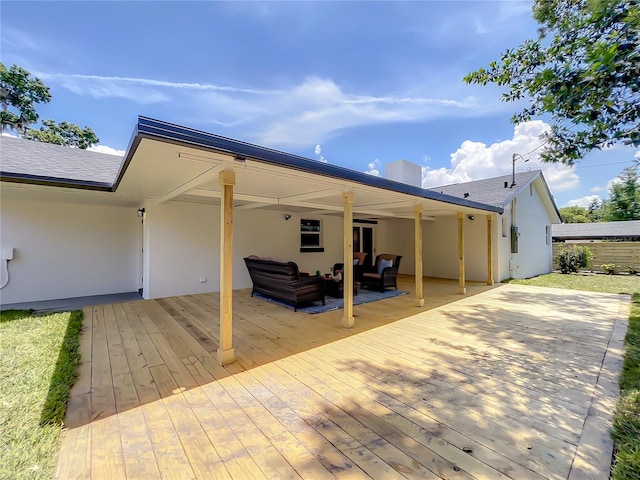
[511,153,528,187]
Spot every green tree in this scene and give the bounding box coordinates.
[559,206,592,223]
[607,166,640,220]
[464,0,640,165]
[24,120,99,149]
[0,63,99,149]
[587,197,609,222]
[0,63,51,134]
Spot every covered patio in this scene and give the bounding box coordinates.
[57,278,626,479]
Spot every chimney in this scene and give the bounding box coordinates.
[385,160,422,188]
[504,181,508,188]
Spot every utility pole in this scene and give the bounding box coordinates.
[511,153,528,187]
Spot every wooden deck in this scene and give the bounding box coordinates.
[57,277,628,479]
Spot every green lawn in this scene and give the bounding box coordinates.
[0,310,82,480]
[509,273,640,479]
[508,272,640,294]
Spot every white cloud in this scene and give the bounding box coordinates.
[1,27,42,52]
[251,77,478,147]
[88,145,125,156]
[567,195,601,208]
[422,120,580,193]
[41,72,484,148]
[365,159,381,176]
[590,185,606,193]
[314,144,327,163]
[540,168,580,192]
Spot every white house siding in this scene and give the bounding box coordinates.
[142,201,346,300]
[0,196,139,304]
[507,181,554,279]
[497,204,514,281]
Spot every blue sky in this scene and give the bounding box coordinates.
[2,1,638,207]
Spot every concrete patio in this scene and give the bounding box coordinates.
[56,278,628,479]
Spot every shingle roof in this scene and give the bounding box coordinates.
[0,135,123,187]
[429,170,541,208]
[552,221,640,239]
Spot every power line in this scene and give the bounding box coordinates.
[523,140,548,157]
[538,159,636,173]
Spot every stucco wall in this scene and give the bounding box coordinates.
[374,218,414,275]
[421,214,494,282]
[0,196,139,304]
[143,202,346,299]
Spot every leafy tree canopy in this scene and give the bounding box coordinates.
[24,120,99,150]
[608,166,640,220]
[559,206,593,223]
[465,0,640,165]
[0,62,99,149]
[0,63,51,134]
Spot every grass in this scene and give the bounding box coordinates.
[508,272,640,294]
[612,294,640,479]
[509,272,640,479]
[0,309,83,480]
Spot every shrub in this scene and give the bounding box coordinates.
[602,263,618,275]
[556,245,593,274]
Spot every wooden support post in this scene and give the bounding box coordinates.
[458,212,466,294]
[217,169,236,366]
[414,205,424,307]
[486,214,494,285]
[342,192,355,328]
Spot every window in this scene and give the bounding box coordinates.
[501,216,508,238]
[530,183,534,196]
[546,225,551,245]
[300,219,324,252]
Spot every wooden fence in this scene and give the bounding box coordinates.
[552,241,640,273]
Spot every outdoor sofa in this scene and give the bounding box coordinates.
[244,255,325,311]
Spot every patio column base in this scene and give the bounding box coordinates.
[342,315,354,328]
[217,347,235,366]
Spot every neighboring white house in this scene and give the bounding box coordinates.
[0,117,561,309]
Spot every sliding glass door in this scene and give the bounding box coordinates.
[353,225,375,268]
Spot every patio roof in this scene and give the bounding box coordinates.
[113,116,503,219]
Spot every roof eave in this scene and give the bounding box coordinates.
[535,173,563,223]
[0,171,113,191]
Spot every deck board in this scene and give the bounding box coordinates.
[56,277,628,479]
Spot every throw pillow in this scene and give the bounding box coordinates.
[353,258,359,265]
[378,258,393,274]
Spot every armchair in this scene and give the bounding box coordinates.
[361,254,402,292]
[332,252,368,284]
